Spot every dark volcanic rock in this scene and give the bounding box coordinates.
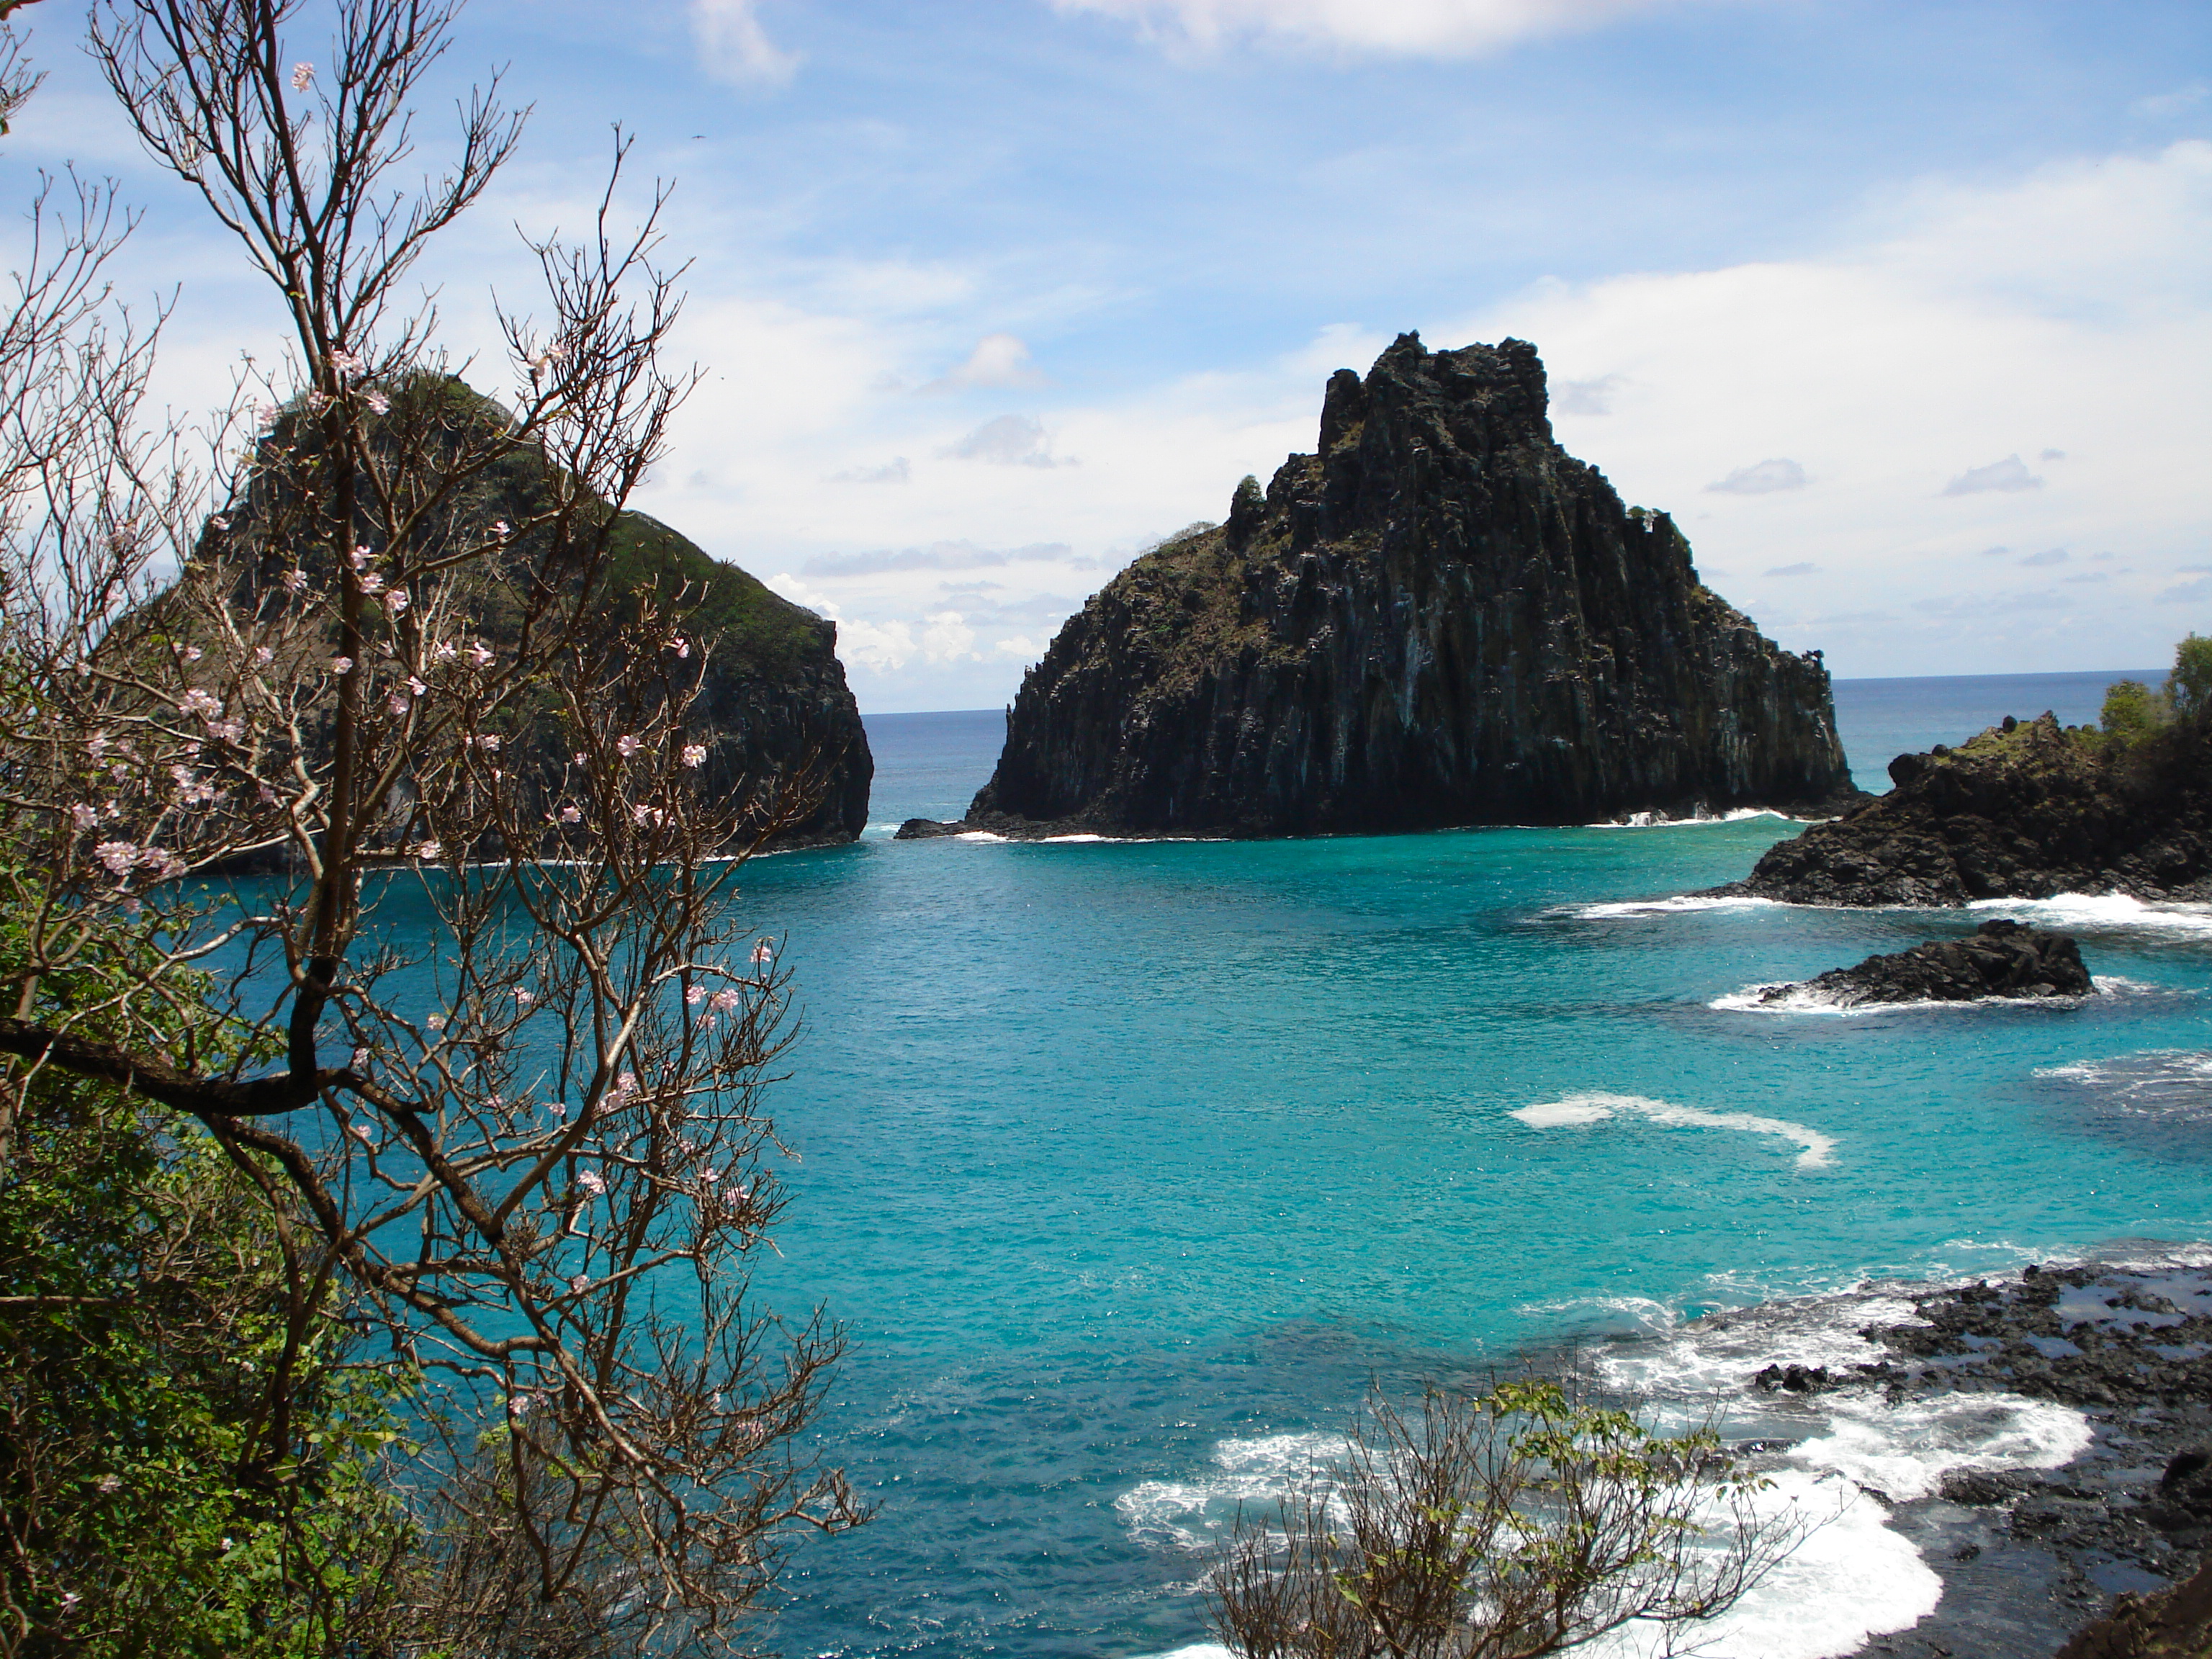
[207,379,870,850]
[1717,711,2212,907]
[912,334,1855,840]
[1759,918,2095,1007]
[1824,1261,2212,1658]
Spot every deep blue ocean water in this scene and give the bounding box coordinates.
[683,668,2212,1658]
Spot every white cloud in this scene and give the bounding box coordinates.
[627,139,2212,707]
[830,457,911,484]
[2018,547,2067,567]
[1942,454,2041,495]
[2134,85,2209,122]
[945,413,1076,467]
[1445,140,2212,676]
[804,540,1072,577]
[1764,561,1817,577]
[690,0,799,87]
[1051,0,1686,57]
[1554,372,1624,415]
[922,333,1051,392]
[1708,457,1806,495]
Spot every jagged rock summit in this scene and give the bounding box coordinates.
[903,333,1853,841]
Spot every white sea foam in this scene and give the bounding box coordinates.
[1120,1272,2098,1659]
[1509,1092,1837,1170]
[2037,1048,2212,1124]
[1043,832,1112,842]
[1576,1467,1935,1659]
[1790,1390,2090,1502]
[954,830,1010,842]
[1969,892,2212,939]
[1711,979,2114,1015]
[1115,1431,1343,1552]
[1586,806,1807,830]
[1564,894,1784,919]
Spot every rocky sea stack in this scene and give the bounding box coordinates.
[906,334,1853,841]
[1718,710,2212,906]
[206,379,871,850]
[1758,918,2094,1008]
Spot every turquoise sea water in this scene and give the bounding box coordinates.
[692,669,2212,1657]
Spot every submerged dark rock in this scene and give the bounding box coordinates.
[904,333,1856,841]
[1716,710,2212,907]
[1759,918,2095,1007]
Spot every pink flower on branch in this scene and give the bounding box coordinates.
[289,61,313,90]
[615,734,642,759]
[364,390,390,415]
[93,840,139,877]
[680,743,706,768]
[468,641,493,667]
[329,656,354,675]
[577,1169,606,1196]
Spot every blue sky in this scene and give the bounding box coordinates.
[14,0,2212,709]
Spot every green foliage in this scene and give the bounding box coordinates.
[1209,1378,1804,1658]
[2170,634,2212,723]
[0,875,413,1656]
[2100,678,2169,747]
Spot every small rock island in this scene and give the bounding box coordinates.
[1717,708,2212,906]
[903,333,1854,841]
[1757,918,2094,1008]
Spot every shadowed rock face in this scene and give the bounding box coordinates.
[940,333,1852,840]
[204,380,871,850]
[1719,711,2212,906]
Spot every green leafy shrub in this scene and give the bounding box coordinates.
[2170,634,2212,723]
[2100,678,2169,746]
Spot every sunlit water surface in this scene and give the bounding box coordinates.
[360,672,2212,1655]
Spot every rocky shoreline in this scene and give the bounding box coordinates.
[1730,1257,2212,1657]
[1712,711,2212,908]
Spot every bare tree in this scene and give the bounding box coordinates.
[0,1,863,1650]
[1208,1380,1808,1659]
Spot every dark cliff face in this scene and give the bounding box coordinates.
[961,334,1850,837]
[595,512,872,848]
[1721,712,2212,906]
[207,380,871,849]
